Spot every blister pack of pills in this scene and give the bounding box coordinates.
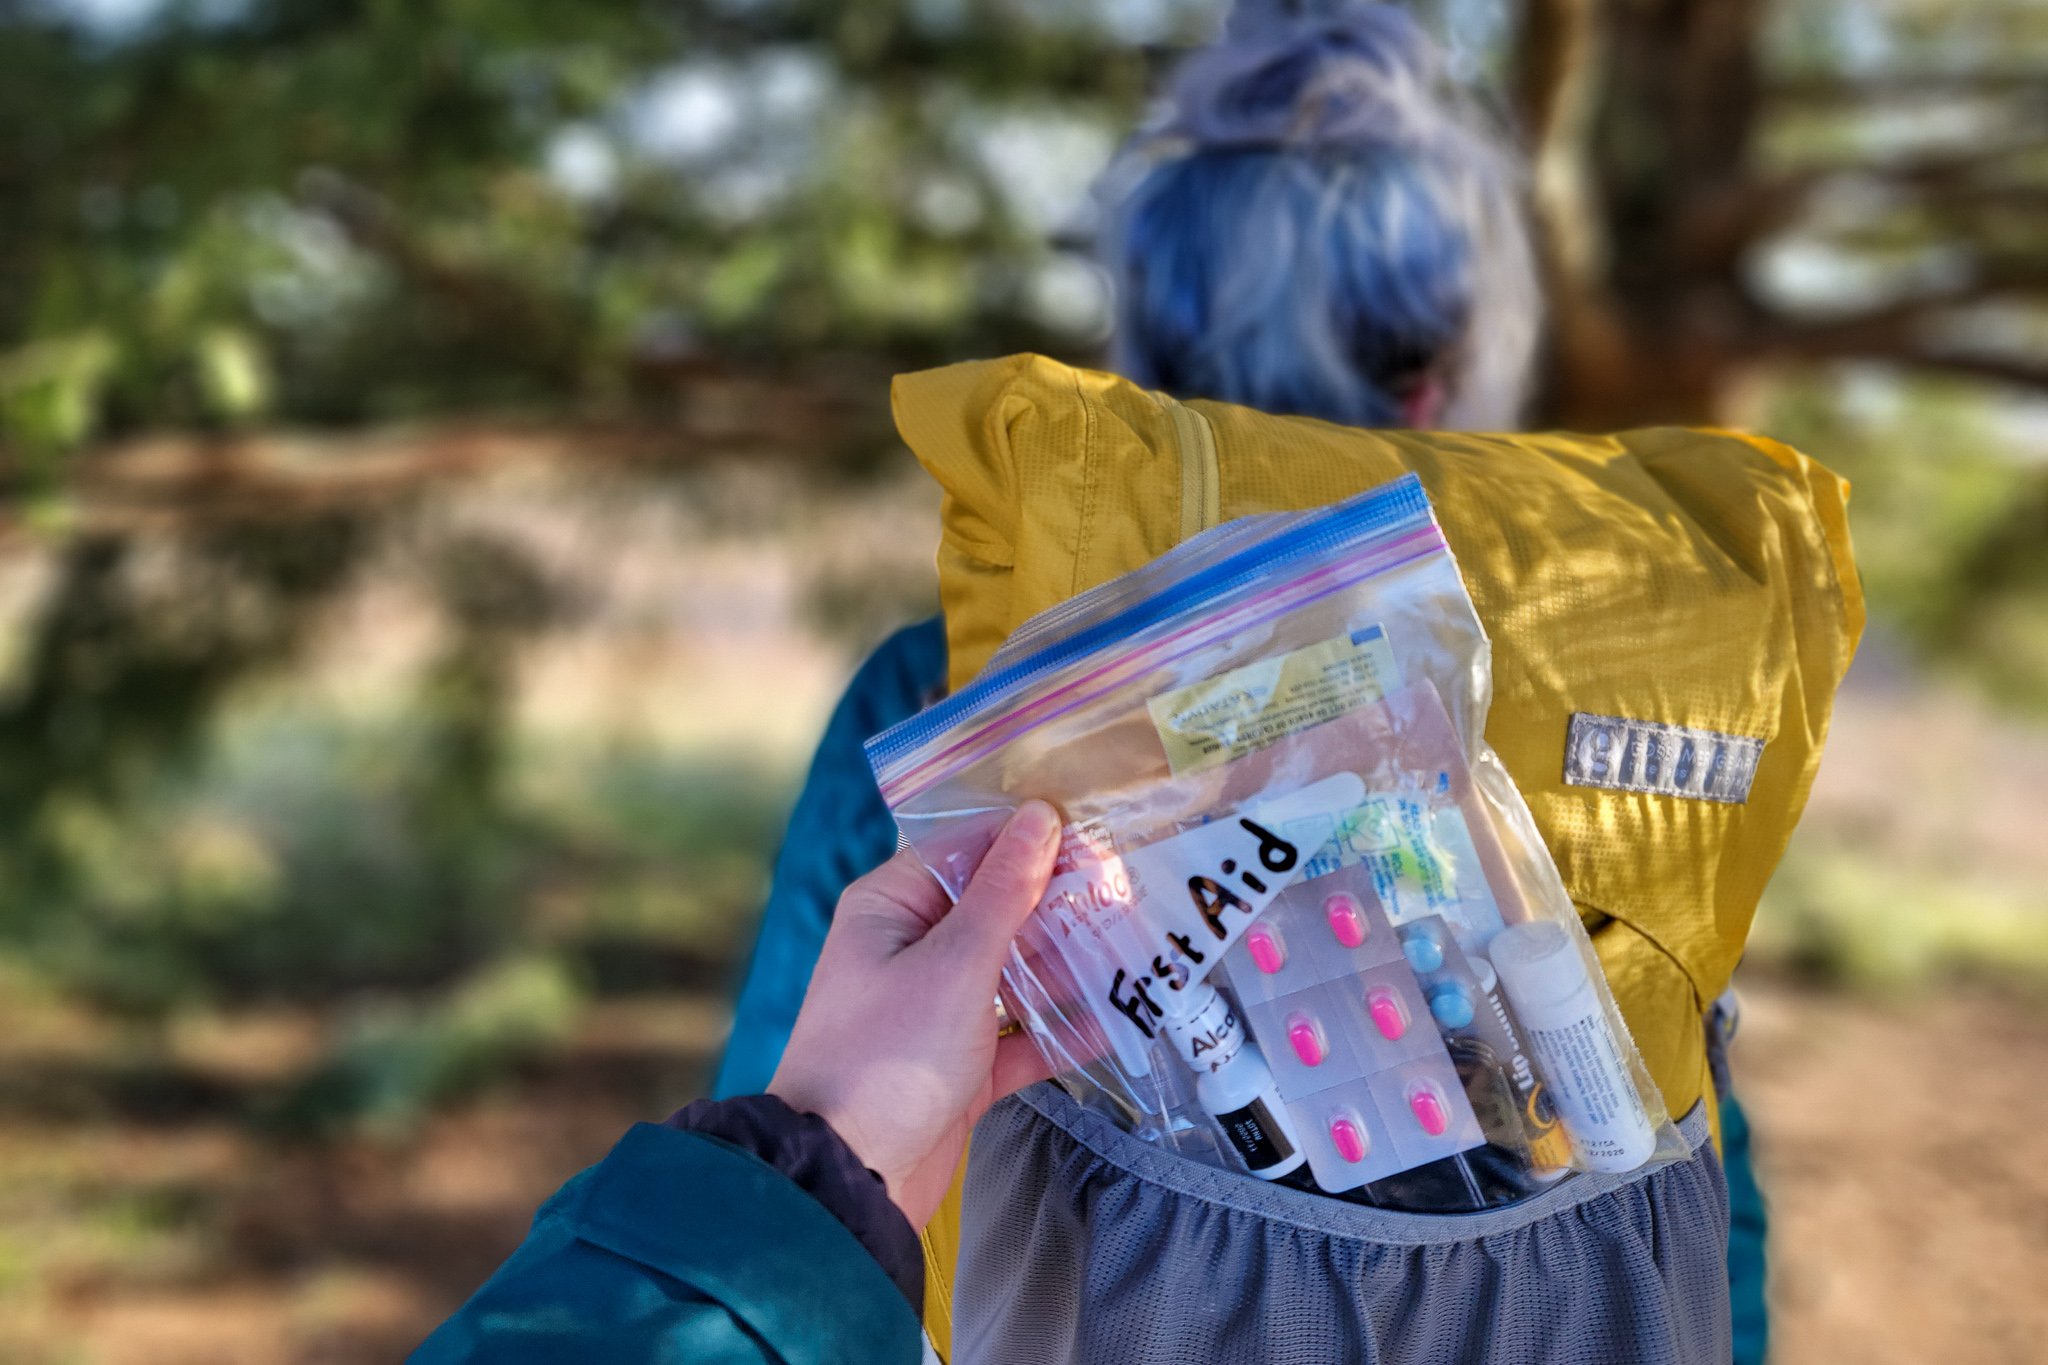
[1230,867,1484,1193]
[869,476,1681,1208]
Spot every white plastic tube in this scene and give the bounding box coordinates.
[1488,921,1657,1173]
[1164,983,1310,1182]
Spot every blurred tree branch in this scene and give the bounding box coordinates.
[1767,69,2048,104]
[1512,0,2047,426]
[1798,349,2048,393]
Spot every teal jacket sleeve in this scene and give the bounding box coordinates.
[411,1123,923,1365]
[714,619,947,1098]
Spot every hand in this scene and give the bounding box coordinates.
[768,802,1061,1226]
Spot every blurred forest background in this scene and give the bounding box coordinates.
[0,0,2044,1361]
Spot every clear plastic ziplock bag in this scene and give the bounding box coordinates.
[868,475,1682,1209]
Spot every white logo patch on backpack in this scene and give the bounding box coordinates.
[1564,713,1765,804]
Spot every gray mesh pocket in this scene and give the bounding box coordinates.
[956,1084,1728,1365]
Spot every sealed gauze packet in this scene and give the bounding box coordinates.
[868,475,1683,1208]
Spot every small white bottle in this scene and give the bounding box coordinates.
[1488,920,1658,1173]
[1163,982,1312,1184]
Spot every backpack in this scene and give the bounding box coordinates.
[888,352,1862,1358]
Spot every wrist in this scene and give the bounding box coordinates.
[667,1094,923,1312]
[767,1082,898,1205]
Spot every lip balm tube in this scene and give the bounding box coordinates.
[1163,983,1311,1183]
[1470,958,1574,1176]
[1444,1035,1532,1160]
[1489,921,1657,1173]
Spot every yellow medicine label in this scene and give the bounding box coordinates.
[1147,627,1399,775]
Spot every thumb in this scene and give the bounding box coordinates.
[929,800,1061,973]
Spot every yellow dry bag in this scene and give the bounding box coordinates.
[890,354,1863,1355]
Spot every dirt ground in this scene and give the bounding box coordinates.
[1734,975,2048,1364]
[9,978,2046,1365]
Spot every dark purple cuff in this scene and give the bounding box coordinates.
[666,1094,923,1315]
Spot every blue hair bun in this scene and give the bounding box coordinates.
[1169,1,1441,154]
[1099,0,1539,432]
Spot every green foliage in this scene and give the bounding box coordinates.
[0,665,795,1130]
[265,954,584,1138]
[1760,374,2048,712]
[1753,841,2048,997]
[0,0,2040,1166]
[0,516,376,991]
[9,687,794,1017]
[0,0,1206,451]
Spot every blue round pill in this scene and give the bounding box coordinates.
[1401,934,1445,974]
[1429,985,1475,1030]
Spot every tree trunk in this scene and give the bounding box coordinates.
[1517,0,1774,428]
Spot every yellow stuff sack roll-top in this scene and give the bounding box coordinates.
[892,352,1863,1130]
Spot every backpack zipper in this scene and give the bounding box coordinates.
[1166,393,1222,541]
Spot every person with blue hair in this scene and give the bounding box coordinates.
[418,3,1767,1359]
[720,5,1767,1360]
[719,0,1540,1093]
[1101,0,1536,433]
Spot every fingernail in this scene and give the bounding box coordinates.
[1004,800,1061,849]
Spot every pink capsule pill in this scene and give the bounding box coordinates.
[1285,1013,1327,1067]
[1329,1112,1370,1163]
[1324,892,1368,949]
[1245,923,1287,975]
[1366,985,1408,1041]
[1408,1081,1451,1137]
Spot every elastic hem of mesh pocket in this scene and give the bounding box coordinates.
[1015,1084,1712,1247]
